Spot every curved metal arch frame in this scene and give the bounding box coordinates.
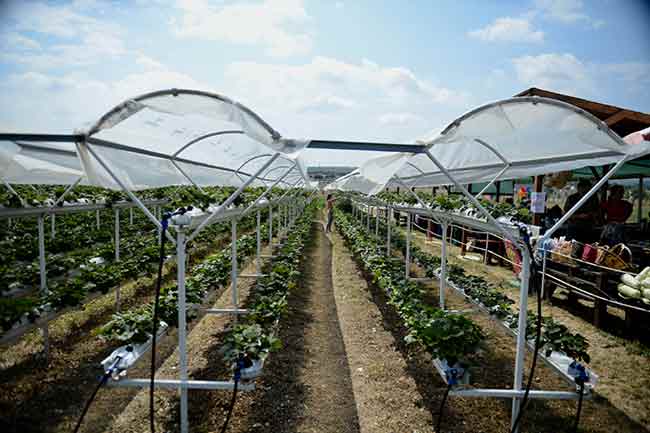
[431,95,629,148]
[87,88,282,141]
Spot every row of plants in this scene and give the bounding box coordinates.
[0,210,156,292]
[0,209,266,335]
[0,183,302,334]
[376,190,532,224]
[221,202,317,368]
[336,208,484,367]
[97,220,269,345]
[0,184,292,211]
[364,205,591,363]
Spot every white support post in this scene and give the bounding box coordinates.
[114,208,120,262]
[231,220,238,310]
[387,207,392,256]
[375,207,379,238]
[115,208,121,311]
[484,232,489,263]
[405,212,411,279]
[130,207,134,226]
[37,214,49,359]
[367,205,371,232]
[176,228,189,433]
[268,205,273,243]
[38,215,46,291]
[511,252,531,432]
[256,210,261,275]
[638,176,644,224]
[440,220,449,309]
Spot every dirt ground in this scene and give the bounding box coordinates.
[328,227,435,433]
[3,216,648,433]
[0,226,256,433]
[408,229,650,431]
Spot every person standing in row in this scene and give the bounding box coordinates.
[326,193,336,233]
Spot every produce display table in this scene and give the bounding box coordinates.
[543,260,650,333]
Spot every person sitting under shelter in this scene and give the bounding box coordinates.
[564,179,601,242]
[601,184,633,224]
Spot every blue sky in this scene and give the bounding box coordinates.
[0,0,649,165]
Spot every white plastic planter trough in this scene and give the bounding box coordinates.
[433,358,471,386]
[238,358,265,380]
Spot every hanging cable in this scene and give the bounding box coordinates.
[509,230,544,433]
[149,207,192,433]
[72,356,122,433]
[149,216,170,433]
[219,358,244,433]
[436,382,453,433]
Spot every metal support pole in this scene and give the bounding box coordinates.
[114,208,120,262]
[130,207,134,226]
[176,228,189,433]
[2,180,26,206]
[38,215,46,291]
[375,207,379,238]
[269,205,273,242]
[440,221,449,309]
[256,210,261,275]
[231,220,238,309]
[367,205,371,232]
[639,176,644,224]
[115,208,121,311]
[387,207,392,255]
[50,214,55,239]
[96,209,100,230]
[37,214,49,359]
[511,251,531,432]
[405,212,411,279]
[484,232,489,263]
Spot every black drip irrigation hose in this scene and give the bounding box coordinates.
[72,355,122,433]
[149,218,169,433]
[219,359,244,433]
[72,372,111,433]
[509,239,543,433]
[572,380,585,433]
[436,382,453,433]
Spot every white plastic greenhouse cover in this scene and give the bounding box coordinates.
[330,96,650,195]
[1,89,311,190]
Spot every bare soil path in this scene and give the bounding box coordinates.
[217,223,360,433]
[328,227,435,433]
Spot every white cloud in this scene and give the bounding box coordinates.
[601,62,650,85]
[224,56,466,112]
[172,0,313,57]
[0,60,206,132]
[0,1,126,69]
[534,0,604,27]
[1,32,42,51]
[335,2,344,9]
[220,56,470,148]
[378,112,423,125]
[298,95,357,113]
[512,53,592,94]
[469,17,544,43]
